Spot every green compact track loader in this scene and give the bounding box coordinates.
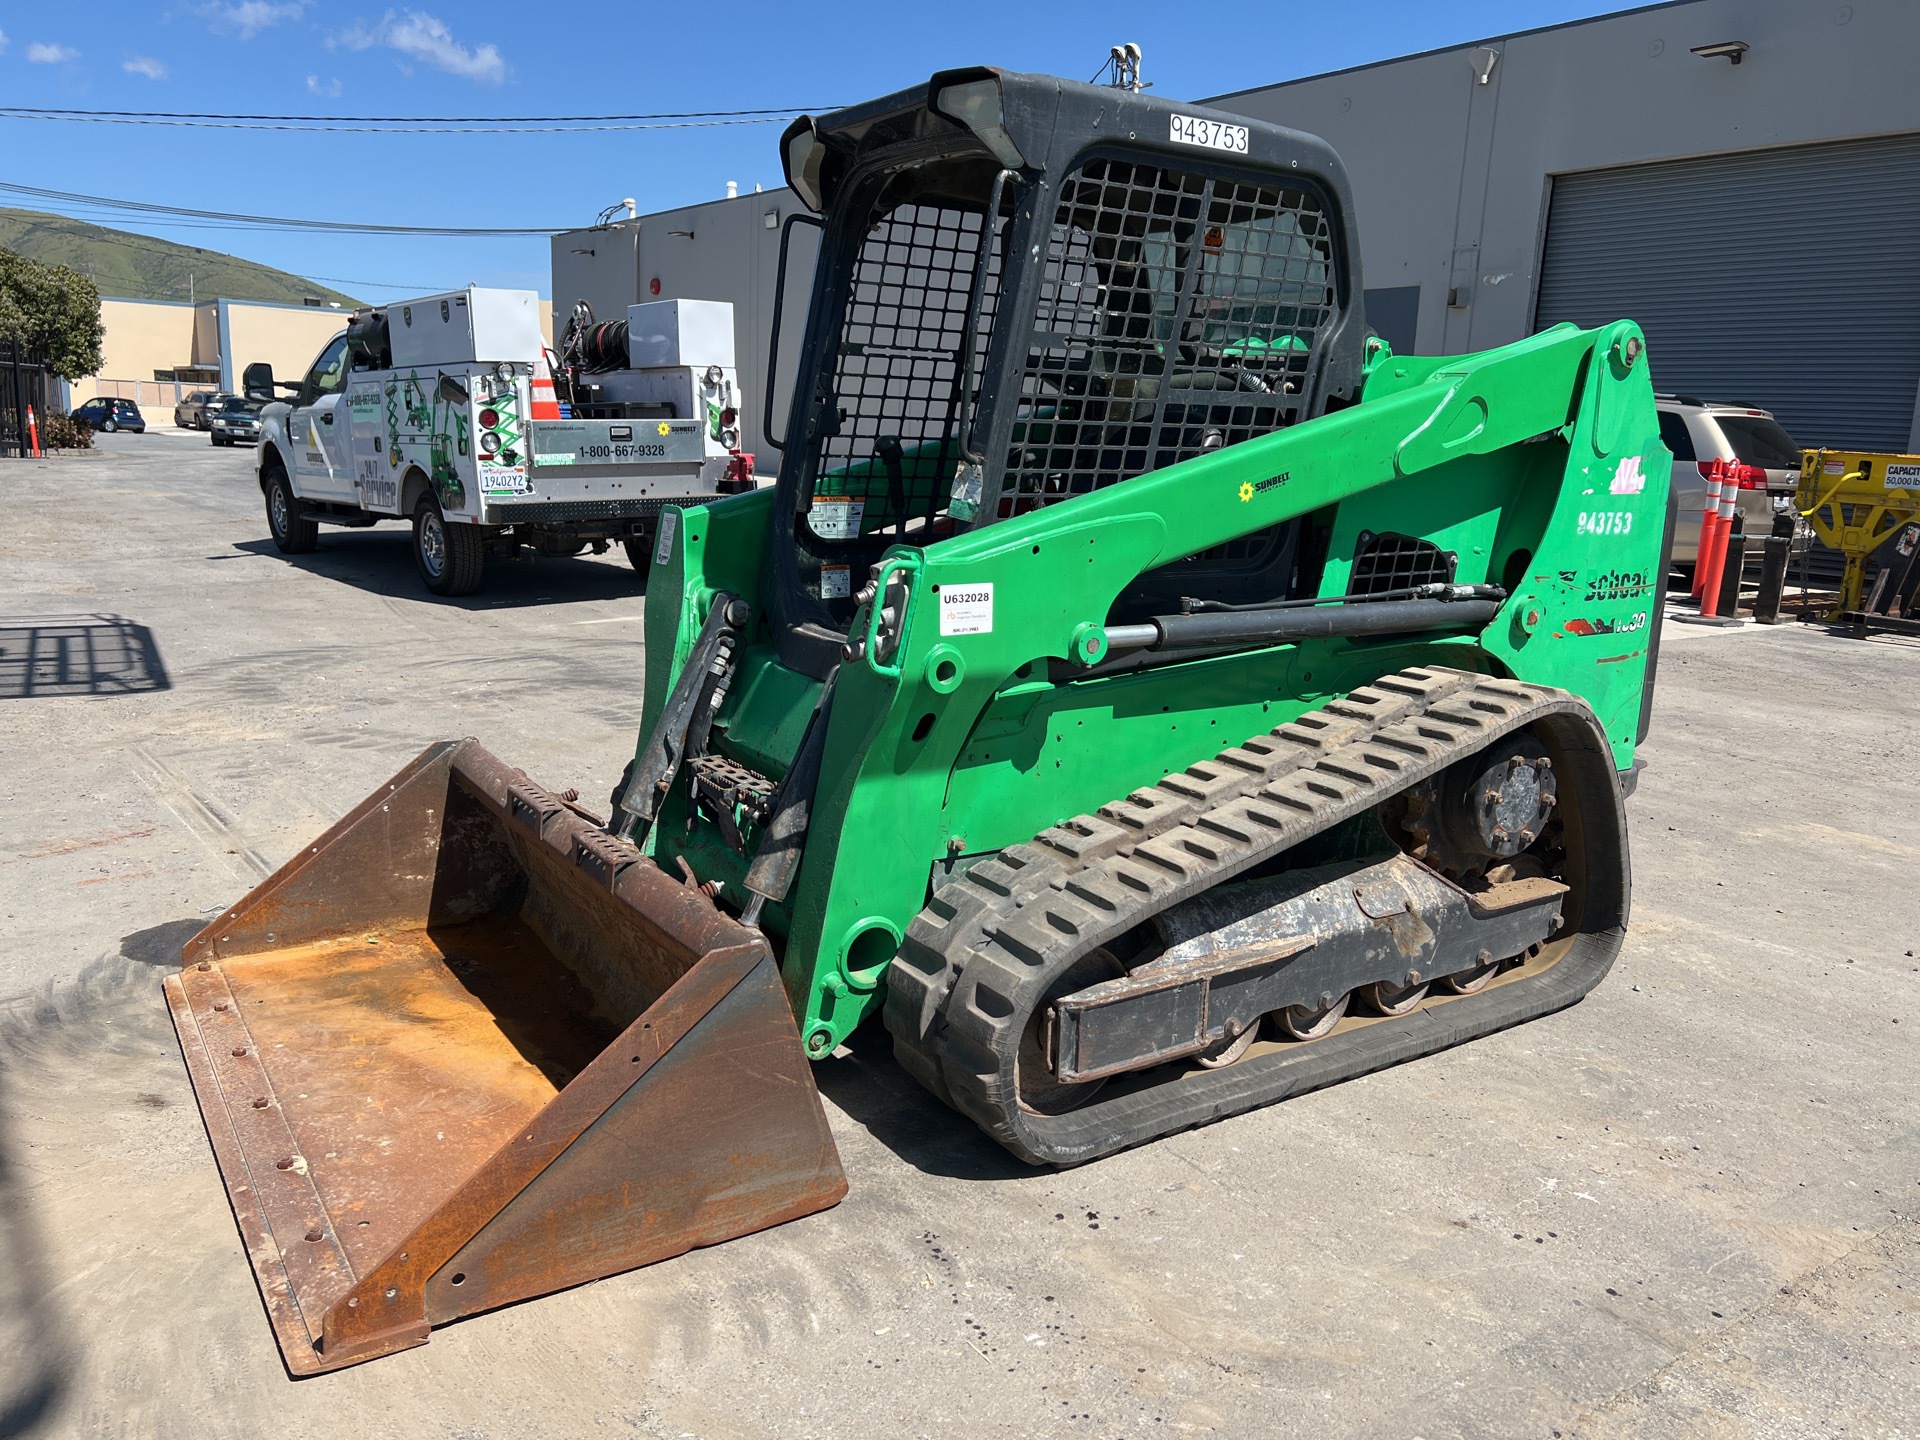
[167,68,1675,1372]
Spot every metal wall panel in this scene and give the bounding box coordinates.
[1536,134,1920,451]
[1363,286,1421,356]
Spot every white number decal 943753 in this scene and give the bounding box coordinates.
[1169,114,1250,154]
[1577,511,1634,537]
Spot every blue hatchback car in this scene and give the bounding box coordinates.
[71,396,147,433]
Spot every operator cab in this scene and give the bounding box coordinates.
[764,68,1370,679]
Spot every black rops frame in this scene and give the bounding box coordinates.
[764,67,1372,680]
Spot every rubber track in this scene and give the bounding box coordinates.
[883,665,1630,1166]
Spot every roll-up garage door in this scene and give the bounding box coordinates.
[1535,133,1920,452]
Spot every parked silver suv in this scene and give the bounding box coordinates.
[173,390,219,429]
[1655,396,1801,567]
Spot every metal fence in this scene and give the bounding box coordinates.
[0,340,55,459]
[89,377,202,409]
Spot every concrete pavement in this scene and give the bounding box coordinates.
[0,434,1913,1438]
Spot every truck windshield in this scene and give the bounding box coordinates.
[303,335,351,398]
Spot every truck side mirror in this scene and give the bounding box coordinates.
[242,362,276,401]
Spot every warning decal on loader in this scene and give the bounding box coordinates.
[810,497,864,540]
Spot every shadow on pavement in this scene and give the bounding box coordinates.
[0,1090,66,1439]
[811,1023,1032,1183]
[0,980,82,1440]
[120,919,210,969]
[0,925,211,1436]
[0,924,208,1436]
[0,615,170,700]
[229,534,649,610]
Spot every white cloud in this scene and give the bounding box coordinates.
[202,2,307,39]
[27,42,79,64]
[332,10,505,84]
[0,30,10,55]
[306,74,343,97]
[385,12,504,82]
[123,56,168,80]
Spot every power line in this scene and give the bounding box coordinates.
[2,104,826,122]
[6,222,360,300]
[0,182,562,236]
[10,202,464,242]
[13,219,446,300]
[7,203,498,300]
[0,104,832,135]
[304,274,459,293]
[2,115,795,135]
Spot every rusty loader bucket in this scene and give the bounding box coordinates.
[163,739,846,1374]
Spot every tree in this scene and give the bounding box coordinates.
[0,246,104,381]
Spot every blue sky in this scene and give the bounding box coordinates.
[0,1,1624,302]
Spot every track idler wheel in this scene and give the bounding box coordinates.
[1439,950,1502,994]
[1359,977,1430,1016]
[1271,991,1349,1040]
[1196,1019,1259,1068]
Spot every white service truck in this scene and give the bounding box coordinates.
[246,287,752,596]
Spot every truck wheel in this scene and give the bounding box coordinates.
[413,498,486,597]
[622,531,654,574]
[264,459,318,554]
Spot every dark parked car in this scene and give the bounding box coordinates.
[174,390,219,429]
[207,395,264,446]
[70,397,147,433]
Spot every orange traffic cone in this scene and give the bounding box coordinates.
[530,359,561,420]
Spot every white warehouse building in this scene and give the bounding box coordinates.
[552,0,1920,466]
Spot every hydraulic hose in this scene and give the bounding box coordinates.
[575,320,630,372]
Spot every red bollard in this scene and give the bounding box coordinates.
[26,404,41,458]
[1693,460,1724,600]
[1697,464,1738,617]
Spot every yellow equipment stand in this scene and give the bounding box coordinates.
[1797,448,1920,617]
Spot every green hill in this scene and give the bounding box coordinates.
[0,208,359,307]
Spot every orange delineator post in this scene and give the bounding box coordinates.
[1697,465,1738,617]
[26,404,41,458]
[1693,461,1724,599]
